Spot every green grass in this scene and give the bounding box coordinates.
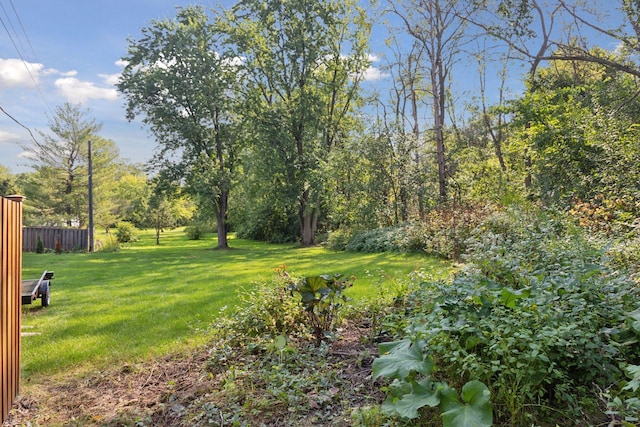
[21,228,451,380]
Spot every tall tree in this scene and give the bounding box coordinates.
[118,5,240,249]
[24,103,101,226]
[389,0,469,202]
[221,0,371,246]
[89,137,131,233]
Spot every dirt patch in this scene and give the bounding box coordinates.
[4,323,382,426]
[5,348,216,427]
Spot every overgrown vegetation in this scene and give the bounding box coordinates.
[372,208,640,425]
[11,210,640,426]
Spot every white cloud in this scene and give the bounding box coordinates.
[361,66,388,81]
[0,58,44,87]
[0,130,22,144]
[42,68,77,77]
[54,77,119,103]
[99,73,121,86]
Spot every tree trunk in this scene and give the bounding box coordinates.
[432,66,447,201]
[299,188,316,246]
[215,190,229,249]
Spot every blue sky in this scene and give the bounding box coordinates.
[0,1,239,173]
[2,1,620,176]
[0,0,395,174]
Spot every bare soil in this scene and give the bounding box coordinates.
[4,322,382,427]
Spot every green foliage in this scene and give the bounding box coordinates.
[507,58,640,210]
[0,165,20,197]
[285,268,354,345]
[36,235,44,254]
[372,338,493,426]
[213,270,308,346]
[119,6,240,248]
[221,0,371,246]
[325,228,354,251]
[115,221,138,243]
[233,199,299,243]
[95,233,120,252]
[184,222,209,240]
[343,206,493,260]
[376,208,640,424]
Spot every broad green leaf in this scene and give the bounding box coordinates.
[499,287,530,309]
[441,381,492,427]
[393,379,441,419]
[627,308,640,335]
[304,276,328,293]
[460,380,491,407]
[373,339,433,380]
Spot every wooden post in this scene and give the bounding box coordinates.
[1,195,23,423]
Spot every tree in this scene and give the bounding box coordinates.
[23,103,101,226]
[221,0,371,246]
[112,171,151,228]
[388,0,470,202]
[376,36,432,221]
[145,179,194,245]
[118,5,240,249]
[0,166,19,197]
[460,0,640,80]
[507,55,640,210]
[89,139,135,233]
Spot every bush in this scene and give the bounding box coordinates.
[95,234,120,252]
[115,221,138,244]
[375,209,640,424]
[36,235,44,254]
[185,222,209,240]
[325,228,354,251]
[341,205,494,259]
[213,268,308,347]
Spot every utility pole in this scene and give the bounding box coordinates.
[88,140,94,253]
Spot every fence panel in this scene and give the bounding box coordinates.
[23,227,88,252]
[1,195,23,423]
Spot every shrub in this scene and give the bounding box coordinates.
[325,228,354,251]
[375,209,640,425]
[212,268,308,347]
[115,221,138,243]
[342,205,494,259]
[285,270,354,345]
[95,234,120,252]
[185,222,209,240]
[36,235,44,254]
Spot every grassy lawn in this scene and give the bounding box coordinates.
[20,228,451,381]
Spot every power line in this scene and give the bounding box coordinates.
[0,0,53,115]
[0,104,40,146]
[8,0,39,63]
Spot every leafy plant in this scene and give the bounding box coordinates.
[184,222,209,240]
[115,221,138,243]
[286,270,354,345]
[372,338,493,426]
[36,235,44,254]
[375,208,640,424]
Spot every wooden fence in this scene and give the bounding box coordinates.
[23,227,88,253]
[1,195,24,423]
